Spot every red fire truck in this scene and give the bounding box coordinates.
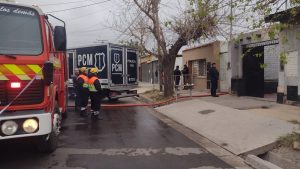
[0,2,68,153]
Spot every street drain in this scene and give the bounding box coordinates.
[198,109,215,115]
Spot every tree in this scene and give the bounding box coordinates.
[242,0,300,65]
[114,0,296,97]
[115,0,222,97]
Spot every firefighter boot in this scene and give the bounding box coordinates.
[91,111,103,120]
[80,108,87,117]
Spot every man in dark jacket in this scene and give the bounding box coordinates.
[182,64,189,89]
[174,66,181,90]
[72,68,80,112]
[209,63,219,97]
[77,67,89,117]
[88,68,103,120]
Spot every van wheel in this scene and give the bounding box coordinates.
[37,104,61,153]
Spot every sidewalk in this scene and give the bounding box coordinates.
[155,95,300,156]
[198,95,300,122]
[135,82,159,94]
[136,81,212,96]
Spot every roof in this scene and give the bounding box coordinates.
[182,41,220,52]
[0,1,44,15]
[265,6,300,24]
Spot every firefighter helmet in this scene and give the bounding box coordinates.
[90,68,98,74]
[79,67,87,73]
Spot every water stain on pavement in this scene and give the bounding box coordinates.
[199,110,215,115]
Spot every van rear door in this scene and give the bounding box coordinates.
[110,45,124,86]
[126,49,138,85]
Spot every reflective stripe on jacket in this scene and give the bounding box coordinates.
[77,74,89,88]
[87,76,98,92]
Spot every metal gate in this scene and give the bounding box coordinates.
[243,46,264,97]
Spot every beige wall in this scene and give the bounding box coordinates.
[182,41,221,91]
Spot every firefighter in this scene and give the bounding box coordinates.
[77,67,89,117]
[87,68,103,120]
[72,68,80,111]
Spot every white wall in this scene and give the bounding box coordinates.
[174,56,183,70]
[220,42,230,92]
[279,26,300,99]
[264,45,279,80]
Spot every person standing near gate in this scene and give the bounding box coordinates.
[209,63,219,97]
[182,64,189,89]
[88,68,103,120]
[77,67,89,117]
[174,66,181,90]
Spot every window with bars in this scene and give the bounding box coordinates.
[192,59,207,76]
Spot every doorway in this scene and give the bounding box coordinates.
[243,46,264,97]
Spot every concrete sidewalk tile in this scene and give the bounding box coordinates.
[155,99,298,155]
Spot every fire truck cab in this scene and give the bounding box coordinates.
[0,2,68,153]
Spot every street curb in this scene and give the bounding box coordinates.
[242,142,278,156]
[265,151,300,169]
[245,155,282,169]
[135,95,252,168]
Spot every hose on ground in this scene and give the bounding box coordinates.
[68,92,228,109]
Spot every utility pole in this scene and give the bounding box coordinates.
[230,0,233,40]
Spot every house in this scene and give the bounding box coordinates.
[182,41,230,92]
[139,54,158,84]
[265,6,300,103]
[139,54,183,84]
[229,29,280,99]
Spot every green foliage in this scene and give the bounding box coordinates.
[290,0,300,5]
[253,34,262,41]
[164,21,172,27]
[260,63,267,69]
[254,53,263,58]
[278,132,300,148]
[279,52,288,65]
[281,36,289,44]
[268,30,276,40]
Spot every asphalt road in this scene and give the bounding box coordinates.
[0,98,233,169]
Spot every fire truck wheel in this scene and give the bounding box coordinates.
[36,131,59,153]
[36,104,61,153]
[62,110,68,120]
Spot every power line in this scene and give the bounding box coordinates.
[46,0,112,13]
[64,9,108,22]
[39,0,87,6]
[68,27,109,34]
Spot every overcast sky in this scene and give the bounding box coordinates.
[12,0,125,48]
[7,0,291,50]
[10,0,177,49]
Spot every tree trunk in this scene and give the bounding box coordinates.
[162,54,176,97]
[158,59,163,91]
